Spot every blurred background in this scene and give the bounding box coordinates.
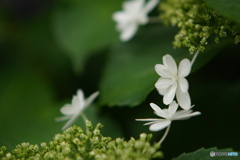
[0,0,239,159]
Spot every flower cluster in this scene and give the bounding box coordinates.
[155,54,192,109]
[113,0,159,41]
[137,53,201,144]
[0,121,162,160]
[160,0,240,53]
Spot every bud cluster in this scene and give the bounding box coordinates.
[0,121,162,160]
[160,0,240,53]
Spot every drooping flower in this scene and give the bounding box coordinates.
[155,54,192,110]
[136,101,200,131]
[56,89,99,130]
[136,101,200,143]
[113,0,159,41]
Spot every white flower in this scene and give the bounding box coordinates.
[113,0,159,41]
[56,89,99,130]
[155,54,192,110]
[136,101,201,132]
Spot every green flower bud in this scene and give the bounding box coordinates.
[160,0,240,53]
[93,129,100,136]
[234,35,240,44]
[214,37,220,43]
[91,136,99,144]
[0,122,162,160]
[219,30,227,37]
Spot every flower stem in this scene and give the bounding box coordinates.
[81,113,88,122]
[191,49,200,66]
[148,17,161,23]
[158,125,171,144]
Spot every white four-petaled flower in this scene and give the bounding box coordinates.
[56,89,99,130]
[113,0,159,41]
[136,101,201,132]
[155,54,192,110]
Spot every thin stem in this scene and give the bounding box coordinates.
[81,113,89,130]
[148,17,161,23]
[81,113,88,122]
[191,49,200,66]
[158,125,171,144]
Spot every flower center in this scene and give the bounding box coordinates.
[172,76,179,82]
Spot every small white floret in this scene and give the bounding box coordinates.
[155,54,192,109]
[56,89,99,130]
[113,0,159,41]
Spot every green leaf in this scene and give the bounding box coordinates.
[99,25,232,107]
[99,26,189,107]
[52,0,122,72]
[173,147,239,160]
[0,66,123,149]
[204,0,240,23]
[0,67,62,149]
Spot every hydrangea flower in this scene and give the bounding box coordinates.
[56,89,99,130]
[155,54,192,110]
[113,0,159,41]
[136,101,200,143]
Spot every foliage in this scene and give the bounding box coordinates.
[53,0,121,71]
[173,147,239,160]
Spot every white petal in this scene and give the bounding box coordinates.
[149,120,171,132]
[150,103,166,118]
[84,91,99,109]
[136,118,165,126]
[173,109,192,118]
[60,104,77,115]
[61,113,81,130]
[178,77,189,93]
[123,0,144,13]
[173,111,201,120]
[144,119,166,125]
[135,118,162,122]
[137,14,148,24]
[156,87,167,95]
[112,12,131,27]
[163,83,177,105]
[76,89,84,103]
[155,64,173,78]
[161,109,169,116]
[189,111,201,117]
[55,115,71,121]
[112,12,125,22]
[168,101,178,116]
[178,58,191,77]
[155,78,173,90]
[176,88,191,110]
[71,95,83,110]
[144,0,159,14]
[163,54,177,75]
[120,23,138,41]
